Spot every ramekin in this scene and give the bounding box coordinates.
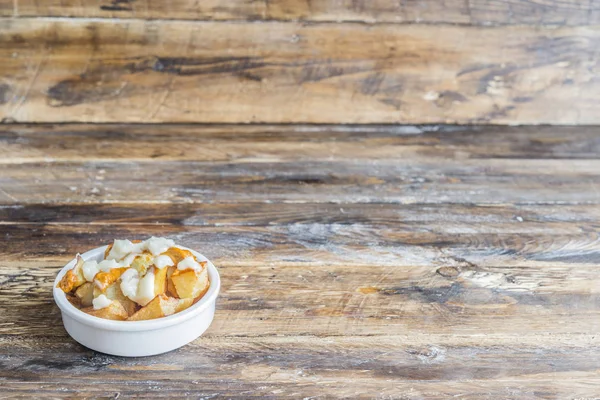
[53,245,220,357]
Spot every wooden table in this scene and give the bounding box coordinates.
[2,0,600,396]
[1,124,600,398]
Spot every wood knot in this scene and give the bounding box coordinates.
[358,286,379,294]
[436,266,460,278]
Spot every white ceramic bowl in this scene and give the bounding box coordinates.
[53,245,220,357]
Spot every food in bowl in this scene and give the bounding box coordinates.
[56,237,210,321]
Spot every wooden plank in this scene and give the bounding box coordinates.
[267,0,600,26]
[1,335,600,398]
[3,0,265,20]
[3,202,600,228]
[2,124,600,163]
[3,204,600,266]
[5,249,600,339]
[1,158,600,204]
[3,212,600,338]
[1,19,600,124]
[1,0,598,26]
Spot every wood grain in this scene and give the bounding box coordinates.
[4,225,600,331]
[1,0,599,26]
[3,124,600,162]
[2,335,600,398]
[3,216,600,396]
[1,19,600,124]
[2,124,600,397]
[4,159,600,205]
[2,125,600,205]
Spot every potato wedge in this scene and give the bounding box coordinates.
[166,266,178,298]
[57,254,86,293]
[161,247,193,264]
[171,266,208,299]
[94,282,138,316]
[82,301,128,321]
[192,281,211,305]
[94,267,128,292]
[128,294,193,321]
[153,266,168,297]
[75,282,94,307]
[175,297,194,313]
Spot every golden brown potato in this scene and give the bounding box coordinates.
[153,266,168,296]
[75,282,94,307]
[66,240,210,321]
[166,266,178,298]
[94,282,138,316]
[57,254,86,293]
[192,281,211,305]
[127,294,193,321]
[82,302,128,321]
[94,267,128,292]
[162,247,193,264]
[171,266,208,299]
[175,297,194,313]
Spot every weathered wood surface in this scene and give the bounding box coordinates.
[3,124,600,161]
[1,19,600,124]
[1,0,599,26]
[2,124,600,398]
[2,124,600,205]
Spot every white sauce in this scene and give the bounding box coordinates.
[92,294,112,310]
[119,253,137,268]
[154,254,174,270]
[120,268,139,298]
[82,260,99,282]
[107,239,136,261]
[97,259,120,272]
[145,237,175,256]
[119,267,155,306]
[107,237,175,260]
[136,268,156,306]
[177,256,203,272]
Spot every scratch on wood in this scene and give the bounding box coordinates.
[11,50,47,118]
[0,187,18,202]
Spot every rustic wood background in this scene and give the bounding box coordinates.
[1,2,600,399]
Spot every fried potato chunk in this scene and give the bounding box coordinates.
[82,301,128,321]
[193,281,211,305]
[75,282,94,307]
[162,247,193,264]
[166,266,178,298]
[130,252,154,276]
[171,265,208,299]
[94,267,128,292]
[94,282,138,316]
[154,266,168,297]
[57,254,87,293]
[127,294,193,321]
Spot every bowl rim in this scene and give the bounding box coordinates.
[53,244,220,332]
